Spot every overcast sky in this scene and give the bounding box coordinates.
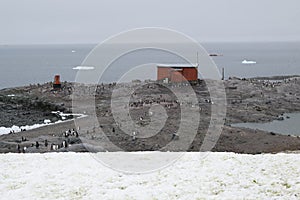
[1,0,299,44]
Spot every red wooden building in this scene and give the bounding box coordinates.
[157,64,198,83]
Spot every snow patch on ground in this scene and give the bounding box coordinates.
[0,112,86,135]
[0,152,299,199]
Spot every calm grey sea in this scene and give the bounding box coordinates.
[0,42,299,89]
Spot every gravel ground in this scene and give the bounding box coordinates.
[0,76,300,154]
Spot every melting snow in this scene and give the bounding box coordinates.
[43,119,51,124]
[0,112,86,135]
[0,152,299,199]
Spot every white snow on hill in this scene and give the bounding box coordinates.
[0,152,299,200]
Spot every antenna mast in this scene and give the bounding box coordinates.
[196,52,199,67]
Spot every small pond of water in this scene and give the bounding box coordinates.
[232,113,300,136]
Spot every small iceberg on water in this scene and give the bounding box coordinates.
[73,66,95,70]
[242,60,257,64]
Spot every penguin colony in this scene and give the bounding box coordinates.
[15,128,79,153]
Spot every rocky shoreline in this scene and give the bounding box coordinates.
[0,75,300,154]
[0,84,69,127]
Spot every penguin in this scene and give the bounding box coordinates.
[62,140,68,148]
[16,144,21,153]
[22,146,27,153]
[112,127,115,133]
[71,128,76,136]
[44,140,48,147]
[35,141,39,149]
[132,131,136,141]
[64,131,69,138]
[172,132,179,140]
[75,131,79,137]
[172,133,176,140]
[52,144,59,150]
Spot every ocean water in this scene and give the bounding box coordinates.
[0,42,300,89]
[0,44,92,89]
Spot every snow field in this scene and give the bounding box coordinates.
[0,152,299,200]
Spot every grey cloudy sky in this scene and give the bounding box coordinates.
[0,0,299,44]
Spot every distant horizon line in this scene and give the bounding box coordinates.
[1,40,300,46]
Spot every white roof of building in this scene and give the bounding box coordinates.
[157,63,198,68]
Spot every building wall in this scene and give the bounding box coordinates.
[171,70,184,82]
[157,67,171,81]
[182,68,198,81]
[157,67,198,82]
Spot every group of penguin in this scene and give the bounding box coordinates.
[16,128,79,153]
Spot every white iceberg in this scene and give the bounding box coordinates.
[242,60,257,64]
[72,66,95,70]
